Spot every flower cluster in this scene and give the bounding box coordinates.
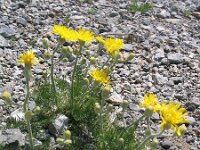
[52,25,94,42]
[140,93,188,137]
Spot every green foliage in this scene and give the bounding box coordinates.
[128,0,153,13]
[182,9,192,17]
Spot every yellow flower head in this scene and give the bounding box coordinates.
[89,69,111,86]
[159,101,188,136]
[78,28,94,42]
[18,50,39,68]
[96,36,104,43]
[104,37,124,57]
[52,25,78,42]
[140,93,160,112]
[2,91,10,101]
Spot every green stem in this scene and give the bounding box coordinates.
[101,56,111,69]
[27,120,34,150]
[50,42,61,106]
[23,70,34,150]
[135,135,154,150]
[118,115,145,138]
[71,44,83,106]
[100,93,105,149]
[147,117,151,133]
[135,131,164,150]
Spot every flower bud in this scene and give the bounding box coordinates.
[56,138,64,143]
[118,138,124,145]
[61,46,73,55]
[144,107,153,117]
[34,106,41,114]
[107,104,113,112]
[43,52,51,59]
[150,138,159,149]
[83,78,89,85]
[102,85,111,99]
[61,46,69,54]
[94,102,101,113]
[176,124,187,137]
[42,38,49,49]
[2,91,10,101]
[25,111,33,121]
[73,49,79,55]
[64,139,72,145]
[90,57,96,65]
[62,58,68,62]
[122,100,129,109]
[85,50,90,57]
[64,130,71,139]
[127,53,135,61]
[81,58,87,64]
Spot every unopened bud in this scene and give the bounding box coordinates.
[25,111,33,121]
[85,50,90,57]
[127,53,135,61]
[73,49,79,55]
[43,52,51,59]
[94,102,101,113]
[118,138,124,144]
[42,38,49,49]
[34,106,41,114]
[64,130,71,139]
[64,139,72,145]
[144,107,153,117]
[56,138,64,143]
[90,57,96,65]
[177,124,187,137]
[83,78,89,85]
[2,91,11,101]
[62,58,68,62]
[122,100,129,109]
[107,104,113,112]
[102,85,111,98]
[61,46,73,55]
[150,138,159,149]
[81,58,87,64]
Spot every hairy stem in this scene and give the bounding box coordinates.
[23,69,34,150]
[50,42,61,106]
[71,44,83,106]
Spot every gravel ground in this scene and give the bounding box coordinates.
[0,0,200,149]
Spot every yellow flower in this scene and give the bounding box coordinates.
[96,36,104,43]
[78,27,94,42]
[52,25,78,42]
[18,50,39,68]
[159,101,188,136]
[140,93,160,112]
[104,37,124,57]
[89,69,111,86]
[2,91,10,101]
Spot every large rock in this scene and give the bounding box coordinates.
[0,24,16,38]
[48,114,68,136]
[167,53,184,64]
[0,129,25,147]
[0,35,10,48]
[107,92,123,105]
